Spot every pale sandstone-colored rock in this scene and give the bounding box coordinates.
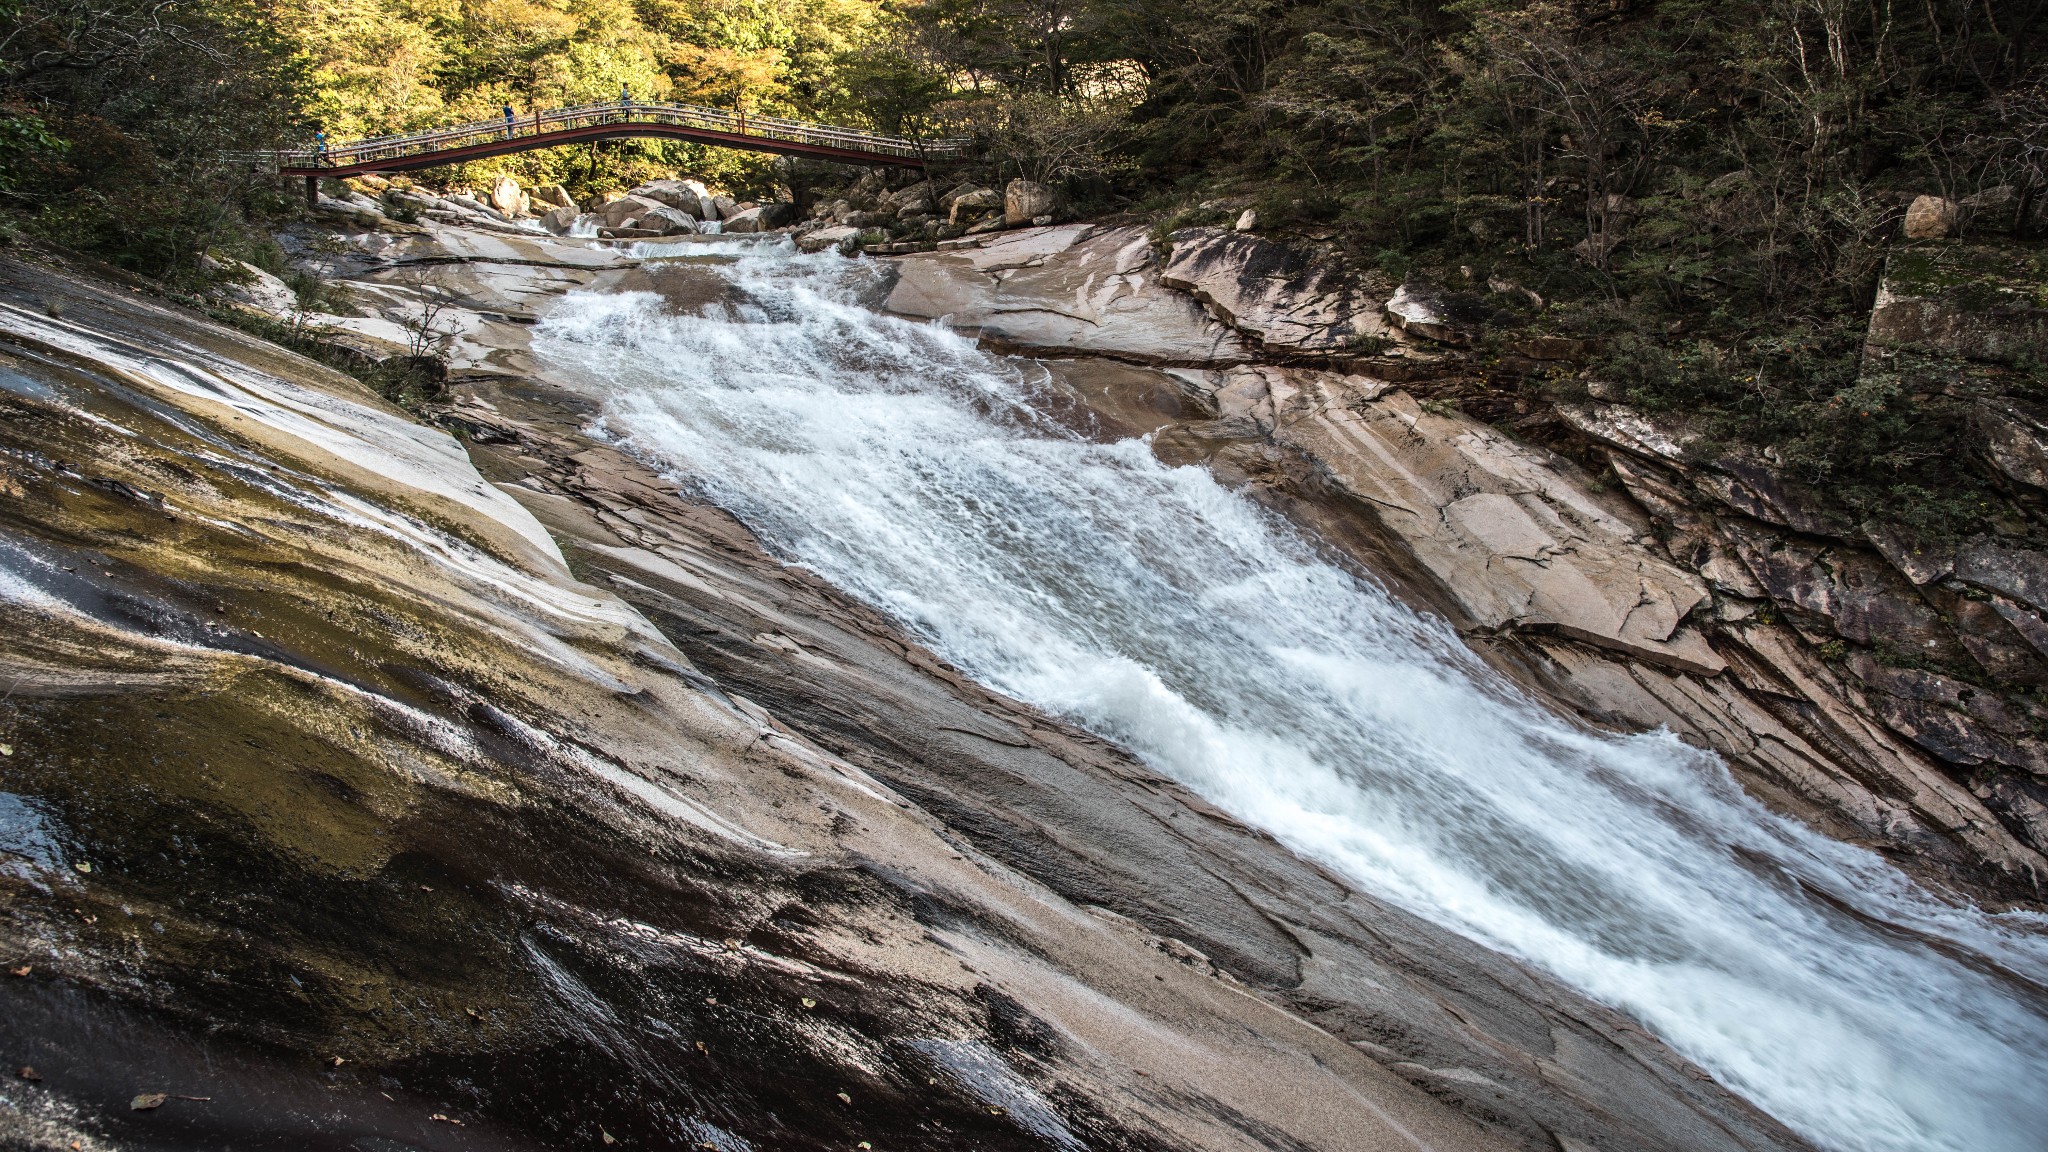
[884,225,1251,365]
[1903,194,1959,239]
[1266,377,1724,674]
[490,174,522,214]
[1004,178,1058,225]
[1160,227,1384,352]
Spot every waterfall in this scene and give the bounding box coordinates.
[532,238,2048,1152]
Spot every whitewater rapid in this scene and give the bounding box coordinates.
[534,236,2048,1152]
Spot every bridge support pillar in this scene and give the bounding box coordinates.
[305,174,318,210]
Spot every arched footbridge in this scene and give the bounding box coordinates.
[267,99,970,201]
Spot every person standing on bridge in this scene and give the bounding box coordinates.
[503,102,516,139]
[620,83,630,106]
[314,130,328,165]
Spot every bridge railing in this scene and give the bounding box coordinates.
[264,99,971,169]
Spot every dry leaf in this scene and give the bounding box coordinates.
[130,1093,167,1111]
[16,1066,40,1081]
[703,997,716,1005]
[330,1057,345,1067]
[8,965,29,977]
[429,1113,463,1126]
[800,998,816,1008]
[835,1092,851,1105]
[600,1129,615,1145]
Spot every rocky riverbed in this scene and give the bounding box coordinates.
[2,210,2037,1152]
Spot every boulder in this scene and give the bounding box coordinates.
[949,188,1001,224]
[794,224,860,253]
[1902,194,1959,240]
[843,210,894,229]
[633,180,709,218]
[534,183,573,209]
[1160,228,1385,353]
[720,202,794,233]
[314,193,387,228]
[635,205,699,235]
[599,194,668,229]
[443,193,513,223]
[940,183,990,211]
[1235,208,1258,232]
[539,205,580,235]
[1004,179,1058,226]
[490,175,522,215]
[710,195,740,221]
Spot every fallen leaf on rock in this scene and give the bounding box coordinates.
[465,1008,483,1022]
[694,1041,706,1053]
[703,997,716,1005]
[130,1093,167,1111]
[9,965,29,977]
[859,1144,872,1149]
[16,1066,40,1081]
[836,1092,851,1105]
[429,1113,463,1126]
[600,1129,615,1145]
[989,1107,1005,1116]
[73,862,91,874]
[0,743,13,755]
[330,1057,344,1067]
[800,997,816,1008]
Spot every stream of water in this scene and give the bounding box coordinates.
[533,237,2048,1152]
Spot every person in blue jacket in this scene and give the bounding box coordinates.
[503,102,516,139]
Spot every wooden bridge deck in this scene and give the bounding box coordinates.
[271,99,968,177]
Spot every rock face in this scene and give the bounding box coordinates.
[0,243,1816,1152]
[1262,377,1724,674]
[893,218,2048,903]
[884,225,1251,364]
[1160,227,1384,353]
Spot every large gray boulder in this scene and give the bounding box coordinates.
[539,205,579,235]
[794,224,860,253]
[599,194,668,229]
[720,202,794,233]
[635,205,700,235]
[633,179,712,218]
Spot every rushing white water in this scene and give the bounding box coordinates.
[533,238,2048,1152]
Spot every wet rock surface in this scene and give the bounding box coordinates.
[887,229,2048,905]
[0,236,1818,1152]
